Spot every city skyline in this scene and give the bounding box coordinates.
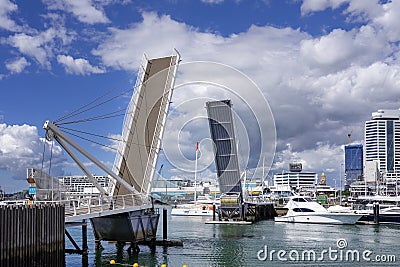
[1,1,400,192]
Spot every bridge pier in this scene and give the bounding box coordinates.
[65,219,89,266]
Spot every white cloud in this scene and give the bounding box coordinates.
[300,0,400,43]
[2,2,397,185]
[300,0,348,16]
[342,0,383,22]
[91,10,400,184]
[93,12,202,70]
[57,54,105,75]
[373,0,400,42]
[0,123,67,180]
[300,0,382,18]
[5,57,30,74]
[5,27,75,69]
[43,0,110,24]
[68,0,110,24]
[300,26,389,72]
[6,28,59,68]
[7,32,49,67]
[273,142,343,177]
[201,0,224,4]
[100,133,121,152]
[0,0,20,31]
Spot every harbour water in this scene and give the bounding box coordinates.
[66,206,399,266]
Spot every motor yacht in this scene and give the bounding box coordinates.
[274,196,362,225]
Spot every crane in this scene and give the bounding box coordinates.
[347,129,353,144]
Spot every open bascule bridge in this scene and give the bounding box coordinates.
[1,52,276,266]
[28,52,180,257]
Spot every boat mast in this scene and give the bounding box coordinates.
[194,141,198,202]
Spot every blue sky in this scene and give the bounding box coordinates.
[1,0,400,192]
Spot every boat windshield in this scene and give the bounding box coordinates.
[293,208,315,212]
[292,197,312,202]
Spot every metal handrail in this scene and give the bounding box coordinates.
[1,193,151,219]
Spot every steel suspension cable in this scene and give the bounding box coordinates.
[54,71,137,123]
[56,112,125,125]
[58,126,124,142]
[62,129,118,151]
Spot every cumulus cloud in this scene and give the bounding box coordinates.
[300,0,400,42]
[5,27,72,69]
[0,123,67,181]
[0,0,20,31]
[373,0,400,42]
[300,0,347,16]
[2,1,400,185]
[4,26,75,70]
[57,54,105,75]
[43,0,110,24]
[5,57,30,74]
[273,142,344,176]
[92,8,400,182]
[7,32,50,67]
[300,26,389,72]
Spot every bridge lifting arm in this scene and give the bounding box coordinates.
[43,120,139,195]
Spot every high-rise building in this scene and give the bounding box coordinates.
[364,109,400,181]
[344,144,363,186]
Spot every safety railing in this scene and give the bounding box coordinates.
[0,193,153,219]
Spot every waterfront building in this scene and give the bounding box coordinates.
[364,109,400,183]
[273,171,318,192]
[151,177,220,202]
[58,175,112,196]
[344,144,363,187]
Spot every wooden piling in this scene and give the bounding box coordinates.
[163,208,167,241]
[0,203,65,267]
[373,202,380,224]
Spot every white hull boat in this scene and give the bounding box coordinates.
[274,196,362,225]
[275,212,362,224]
[171,203,215,216]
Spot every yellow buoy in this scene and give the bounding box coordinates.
[133,263,139,267]
[110,259,116,264]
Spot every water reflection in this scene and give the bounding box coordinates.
[65,208,400,266]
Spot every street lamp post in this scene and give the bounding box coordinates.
[333,178,337,203]
[340,163,343,206]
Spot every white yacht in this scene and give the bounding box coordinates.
[170,203,215,216]
[274,196,362,225]
[170,142,219,217]
[170,195,218,216]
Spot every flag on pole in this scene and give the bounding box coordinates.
[196,141,199,151]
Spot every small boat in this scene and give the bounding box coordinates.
[170,202,215,216]
[171,194,219,216]
[357,205,400,224]
[171,142,219,217]
[274,196,362,225]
